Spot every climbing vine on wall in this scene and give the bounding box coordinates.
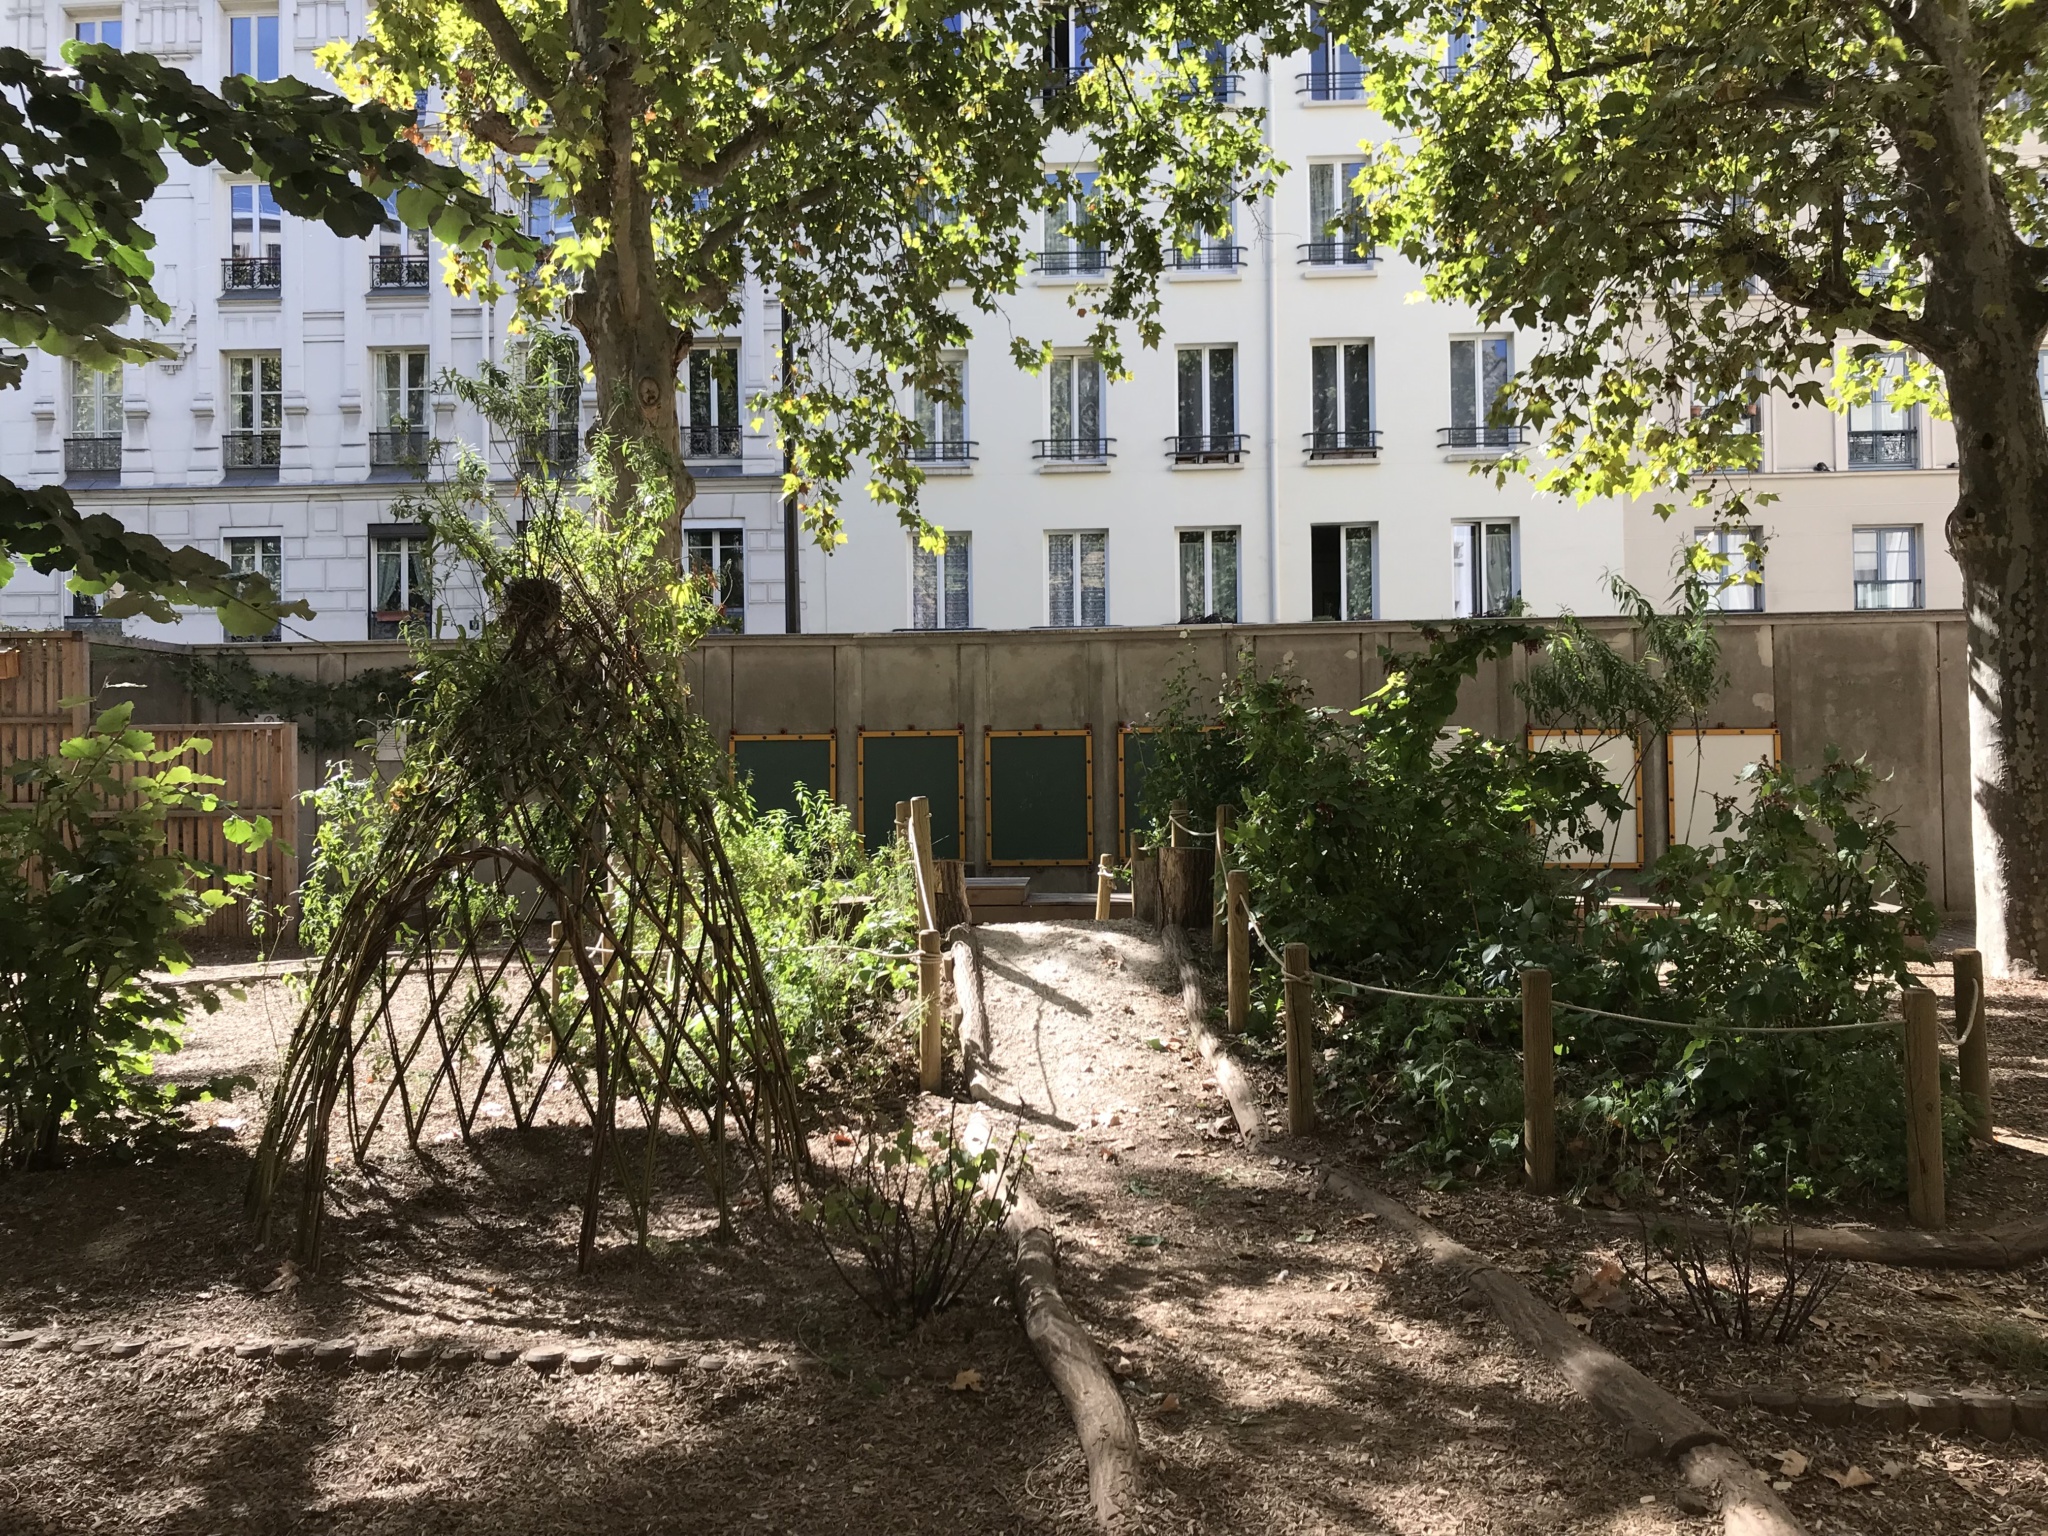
[171,654,419,753]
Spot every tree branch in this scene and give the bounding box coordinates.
[456,0,560,104]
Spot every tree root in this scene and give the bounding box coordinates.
[1160,924,1264,1148]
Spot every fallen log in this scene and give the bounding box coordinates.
[1565,1202,2048,1271]
[1162,924,1263,1148]
[1006,1191,1143,1531]
[1322,1166,1805,1536]
[950,923,988,1076]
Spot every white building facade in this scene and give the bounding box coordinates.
[0,8,1966,641]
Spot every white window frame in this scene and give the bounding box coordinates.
[372,349,429,431]
[686,525,746,632]
[225,353,282,433]
[1693,525,1763,613]
[1845,352,1919,469]
[1305,160,1371,266]
[370,528,432,635]
[911,530,972,630]
[1852,525,1923,610]
[1046,530,1109,627]
[1039,169,1103,276]
[224,532,284,641]
[1448,335,1516,449]
[1178,527,1240,623]
[227,11,280,80]
[1310,523,1376,621]
[686,344,741,458]
[1173,344,1239,463]
[69,361,121,436]
[228,182,281,262]
[913,355,970,465]
[1044,351,1108,460]
[1452,519,1519,617]
[70,12,121,48]
[1303,5,1362,99]
[1309,339,1374,456]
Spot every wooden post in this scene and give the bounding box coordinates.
[909,795,938,932]
[1169,799,1187,848]
[548,920,564,1006]
[918,928,944,1092]
[1522,967,1555,1195]
[1954,948,1992,1143]
[1225,868,1249,1033]
[1903,986,1945,1228]
[1131,852,1161,926]
[1282,941,1315,1135]
[895,799,911,849]
[1094,856,1114,920]
[1158,844,1216,930]
[1211,804,1235,949]
[934,858,971,931]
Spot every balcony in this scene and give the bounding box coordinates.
[1033,436,1114,463]
[369,605,429,642]
[908,439,978,467]
[222,430,281,471]
[518,425,582,477]
[1297,239,1375,267]
[222,256,281,294]
[1438,424,1526,451]
[685,422,742,458]
[1296,68,1365,100]
[1854,577,1924,610]
[1167,432,1247,465]
[1848,429,1918,469]
[1304,428,1382,460]
[370,428,432,471]
[370,253,430,290]
[1033,247,1108,277]
[63,434,122,479]
[1172,245,1245,272]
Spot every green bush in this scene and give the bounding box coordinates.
[0,705,265,1167]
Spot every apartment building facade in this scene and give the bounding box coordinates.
[0,7,1966,641]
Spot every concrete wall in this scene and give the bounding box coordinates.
[107,610,1972,910]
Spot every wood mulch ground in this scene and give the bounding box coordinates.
[3,921,2045,1534]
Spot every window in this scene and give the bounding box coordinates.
[1445,336,1517,449]
[371,349,429,467]
[1045,4,1090,85]
[1178,528,1239,623]
[1847,353,1918,468]
[371,197,429,288]
[912,531,972,629]
[1442,20,1480,78]
[524,192,576,243]
[1854,527,1922,609]
[72,15,121,47]
[1175,40,1239,102]
[1047,531,1108,626]
[1310,525,1374,621]
[65,362,122,478]
[225,535,283,641]
[229,13,279,80]
[1039,352,1108,460]
[686,527,745,632]
[1301,7,1362,99]
[1172,216,1241,271]
[1694,525,1763,612]
[1173,345,1240,462]
[686,346,741,457]
[224,353,281,470]
[1452,520,1517,616]
[371,530,431,638]
[1309,341,1375,457]
[1039,172,1103,275]
[226,184,281,291]
[1303,161,1370,265]
[510,336,583,474]
[913,357,971,464]
[1689,383,1762,468]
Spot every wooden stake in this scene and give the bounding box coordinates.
[1211,804,1235,949]
[1169,799,1187,848]
[918,927,943,1092]
[908,795,938,932]
[1093,856,1113,920]
[1522,967,1555,1195]
[1904,985,1945,1229]
[1954,948,1992,1143]
[547,920,564,1006]
[895,798,910,849]
[1225,868,1250,1033]
[1282,941,1315,1135]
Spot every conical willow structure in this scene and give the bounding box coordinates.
[249,526,801,1272]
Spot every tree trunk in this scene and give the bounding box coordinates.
[1158,845,1214,931]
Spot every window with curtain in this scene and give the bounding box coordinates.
[686,527,746,632]
[225,535,283,641]
[1304,6,1361,97]
[1047,531,1108,626]
[1448,337,1514,447]
[371,531,431,637]
[374,350,428,431]
[1306,162,1370,264]
[1047,352,1106,455]
[1693,525,1763,612]
[1310,341,1373,455]
[687,346,741,456]
[912,532,972,629]
[913,357,968,461]
[1310,525,1374,620]
[1173,346,1238,461]
[1040,171,1103,274]
[1853,526,1922,609]
[1452,521,1518,616]
[1847,353,1918,467]
[70,363,121,436]
[1178,528,1239,622]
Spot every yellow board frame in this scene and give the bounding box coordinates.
[727,731,839,803]
[984,727,1095,868]
[855,728,966,859]
[1666,726,1781,848]
[1527,728,1646,870]
[1116,724,1152,859]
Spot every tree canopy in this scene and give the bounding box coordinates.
[1328,0,2048,974]
[0,42,525,629]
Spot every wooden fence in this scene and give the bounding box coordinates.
[0,630,299,943]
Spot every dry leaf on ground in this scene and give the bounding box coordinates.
[1776,1449,1810,1479]
[950,1369,983,1393]
[1570,1259,1626,1311]
[1823,1466,1876,1490]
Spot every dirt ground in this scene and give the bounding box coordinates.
[3,920,2046,1534]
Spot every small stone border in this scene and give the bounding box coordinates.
[0,1328,716,1378]
[1707,1384,2048,1443]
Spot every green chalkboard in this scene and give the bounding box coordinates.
[733,736,835,821]
[987,732,1092,865]
[1118,727,1160,853]
[859,732,963,857]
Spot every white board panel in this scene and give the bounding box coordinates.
[1667,728,1779,847]
[1529,730,1643,868]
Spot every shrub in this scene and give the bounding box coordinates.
[0,705,265,1167]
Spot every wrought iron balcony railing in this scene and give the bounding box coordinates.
[222,430,281,469]
[1167,432,1247,464]
[1854,577,1924,610]
[370,254,430,290]
[686,422,743,458]
[1847,428,1918,469]
[1296,68,1365,100]
[1304,428,1382,460]
[1297,239,1375,267]
[518,425,582,475]
[63,434,122,476]
[1438,424,1526,450]
[1032,436,1114,462]
[1172,244,1245,272]
[908,439,978,465]
[370,428,431,469]
[222,256,281,293]
[1033,247,1108,276]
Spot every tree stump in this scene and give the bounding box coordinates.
[1131,853,1161,926]
[934,858,971,931]
[1158,845,1215,931]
